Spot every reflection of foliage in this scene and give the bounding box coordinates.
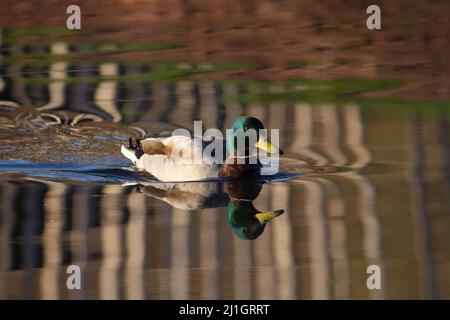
[355,98,450,116]
[2,27,78,42]
[13,62,252,84]
[1,43,182,63]
[285,60,310,69]
[225,79,403,103]
[221,79,450,117]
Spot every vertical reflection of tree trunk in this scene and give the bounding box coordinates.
[343,104,384,299]
[222,83,244,130]
[70,186,94,299]
[252,185,275,300]
[300,180,331,299]
[344,105,371,169]
[233,225,252,299]
[70,58,96,115]
[316,177,350,299]
[26,44,46,105]
[99,185,124,300]
[170,209,190,299]
[319,104,346,165]
[291,104,328,165]
[94,63,122,122]
[409,117,436,299]
[9,43,31,106]
[40,182,66,300]
[0,182,15,299]
[200,81,218,130]
[37,43,68,111]
[199,209,218,299]
[271,183,296,299]
[121,65,147,123]
[0,28,4,96]
[216,206,232,299]
[268,86,287,154]
[438,121,450,215]
[170,81,195,127]
[346,173,385,300]
[125,192,146,299]
[134,82,168,128]
[245,84,266,123]
[421,118,448,298]
[437,120,450,298]
[23,182,45,298]
[160,205,173,299]
[148,203,172,299]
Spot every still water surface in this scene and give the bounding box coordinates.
[0,27,449,300]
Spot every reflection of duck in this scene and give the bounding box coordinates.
[227,201,283,240]
[130,179,284,240]
[223,180,283,240]
[121,116,283,181]
[134,182,229,210]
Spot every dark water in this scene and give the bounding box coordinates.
[0,25,449,300]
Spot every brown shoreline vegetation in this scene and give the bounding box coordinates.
[0,0,448,99]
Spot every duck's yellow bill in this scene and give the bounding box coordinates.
[255,209,284,224]
[255,138,284,155]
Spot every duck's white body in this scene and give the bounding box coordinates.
[121,135,223,182]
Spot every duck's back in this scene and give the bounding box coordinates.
[122,135,222,182]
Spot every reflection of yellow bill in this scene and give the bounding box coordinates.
[255,138,284,155]
[255,209,284,224]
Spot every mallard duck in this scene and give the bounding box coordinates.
[121,116,283,182]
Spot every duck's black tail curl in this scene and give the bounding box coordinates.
[128,137,145,159]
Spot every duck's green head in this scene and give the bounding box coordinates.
[226,116,284,157]
[227,200,284,240]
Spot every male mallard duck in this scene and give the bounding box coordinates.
[121,116,283,182]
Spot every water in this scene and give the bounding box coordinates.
[0,12,449,299]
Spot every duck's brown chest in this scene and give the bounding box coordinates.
[219,157,262,179]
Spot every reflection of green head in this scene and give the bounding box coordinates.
[227,200,284,240]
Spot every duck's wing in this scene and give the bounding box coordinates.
[122,135,227,162]
[121,136,187,163]
[121,135,223,181]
